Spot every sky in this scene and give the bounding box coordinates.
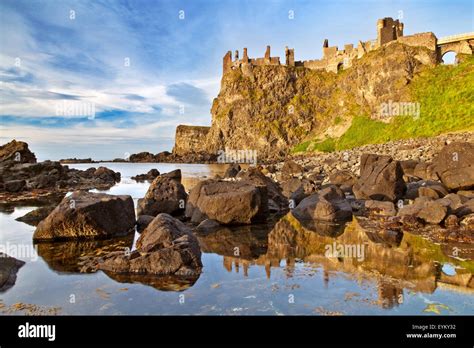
[0,0,473,160]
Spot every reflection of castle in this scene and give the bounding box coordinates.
[203,214,473,309]
[223,17,474,74]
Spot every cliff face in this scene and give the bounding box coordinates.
[203,43,437,159]
[173,125,210,156]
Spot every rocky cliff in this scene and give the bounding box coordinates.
[173,125,210,156]
[201,42,437,159]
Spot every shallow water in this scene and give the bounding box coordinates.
[0,163,473,315]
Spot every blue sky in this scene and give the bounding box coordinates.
[1,0,472,160]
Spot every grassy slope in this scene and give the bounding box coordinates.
[293,55,474,153]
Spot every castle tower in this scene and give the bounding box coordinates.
[223,50,232,74]
[377,17,404,46]
[234,50,239,61]
[285,46,295,66]
[242,47,249,63]
[265,45,271,60]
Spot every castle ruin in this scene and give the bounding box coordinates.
[223,17,474,74]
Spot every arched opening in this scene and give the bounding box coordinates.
[441,51,457,65]
[337,62,344,73]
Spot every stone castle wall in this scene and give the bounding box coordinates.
[222,17,473,75]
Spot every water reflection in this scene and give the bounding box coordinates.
[197,211,473,308]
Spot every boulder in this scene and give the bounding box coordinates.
[0,140,36,164]
[364,200,397,217]
[0,253,25,292]
[417,201,447,224]
[455,199,474,217]
[433,142,474,190]
[93,166,121,182]
[15,205,55,226]
[237,167,288,211]
[413,162,439,181]
[185,179,268,224]
[292,185,352,222]
[195,219,221,232]
[328,170,356,192]
[353,154,406,201]
[4,179,26,192]
[132,169,160,182]
[136,215,155,233]
[137,171,187,217]
[97,214,202,277]
[280,178,316,206]
[399,159,419,178]
[33,191,136,241]
[281,159,303,178]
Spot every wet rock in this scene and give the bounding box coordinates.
[236,167,288,211]
[0,140,36,164]
[185,179,268,224]
[280,178,316,206]
[195,219,221,232]
[15,205,55,226]
[33,191,135,241]
[137,171,187,217]
[0,253,25,292]
[98,214,202,276]
[131,169,160,182]
[433,142,474,190]
[353,154,405,202]
[93,166,121,183]
[223,163,241,178]
[364,200,397,217]
[417,201,447,224]
[292,185,352,222]
[136,215,155,233]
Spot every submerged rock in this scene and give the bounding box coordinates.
[0,253,25,292]
[33,191,136,241]
[131,169,160,182]
[15,205,55,226]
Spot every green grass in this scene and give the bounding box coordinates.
[293,55,474,153]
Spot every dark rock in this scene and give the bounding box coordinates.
[137,171,187,217]
[236,167,288,211]
[33,191,136,241]
[433,142,474,190]
[136,215,155,233]
[292,185,352,222]
[0,253,25,292]
[353,154,405,202]
[98,214,202,277]
[185,179,268,224]
[195,219,221,232]
[4,179,26,192]
[455,199,474,217]
[131,169,160,182]
[15,205,55,226]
